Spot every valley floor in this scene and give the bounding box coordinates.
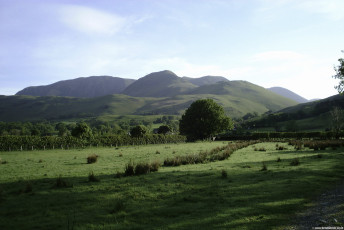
[0,141,343,229]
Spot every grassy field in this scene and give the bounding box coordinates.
[0,141,343,229]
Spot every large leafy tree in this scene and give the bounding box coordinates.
[179,99,233,141]
[71,122,92,139]
[130,125,147,138]
[333,51,344,94]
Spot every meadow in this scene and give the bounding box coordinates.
[0,141,343,229]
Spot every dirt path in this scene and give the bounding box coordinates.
[287,180,344,229]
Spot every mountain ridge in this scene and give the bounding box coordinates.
[267,87,308,103]
[16,76,136,98]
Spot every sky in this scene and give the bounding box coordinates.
[0,0,343,99]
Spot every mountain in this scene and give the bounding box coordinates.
[122,70,197,97]
[0,79,299,121]
[186,81,298,111]
[267,87,308,103]
[16,76,136,98]
[182,76,229,86]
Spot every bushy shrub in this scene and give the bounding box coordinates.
[150,160,160,172]
[135,162,151,175]
[124,161,135,176]
[87,154,98,164]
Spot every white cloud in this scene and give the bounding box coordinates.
[58,5,127,35]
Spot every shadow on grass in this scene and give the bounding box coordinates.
[0,156,343,230]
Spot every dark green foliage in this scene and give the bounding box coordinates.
[88,172,100,182]
[87,154,98,164]
[71,122,92,139]
[332,51,344,94]
[157,125,171,135]
[290,158,300,166]
[0,134,186,151]
[130,125,147,138]
[276,157,281,162]
[179,99,233,140]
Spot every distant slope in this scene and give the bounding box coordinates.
[267,87,308,103]
[16,76,135,98]
[279,94,344,114]
[122,70,197,97]
[186,81,298,112]
[248,94,344,131]
[0,89,299,122]
[182,76,229,86]
[0,95,158,122]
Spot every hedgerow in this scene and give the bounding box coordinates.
[0,134,186,151]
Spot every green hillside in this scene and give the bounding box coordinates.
[122,70,197,97]
[0,76,302,122]
[0,95,158,122]
[187,81,298,111]
[245,94,344,131]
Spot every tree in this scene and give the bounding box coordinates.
[333,50,344,94]
[130,125,147,138]
[157,125,171,135]
[179,99,233,141]
[330,107,344,138]
[71,122,92,139]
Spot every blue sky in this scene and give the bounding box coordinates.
[0,0,343,99]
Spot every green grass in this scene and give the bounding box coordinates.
[0,142,343,229]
